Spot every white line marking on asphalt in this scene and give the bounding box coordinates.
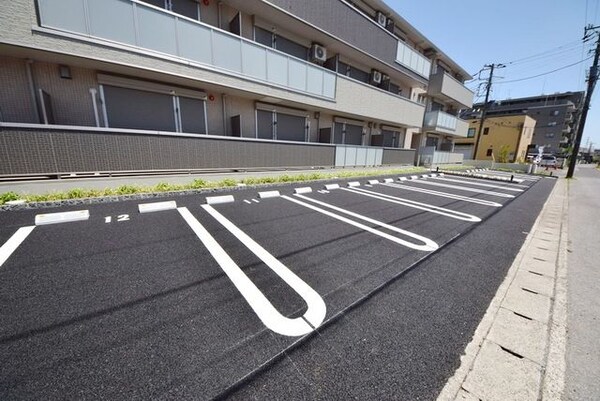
[443,175,528,189]
[294,187,313,194]
[343,187,481,222]
[324,184,340,190]
[283,195,438,251]
[243,200,252,204]
[406,180,515,198]
[252,199,260,203]
[347,181,361,187]
[138,201,177,213]
[178,206,325,336]
[258,190,281,199]
[0,226,35,268]
[318,190,330,194]
[206,195,235,205]
[35,210,89,225]
[365,184,373,188]
[431,177,524,192]
[382,182,503,207]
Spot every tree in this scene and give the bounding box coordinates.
[498,144,511,163]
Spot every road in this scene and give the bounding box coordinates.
[0,172,554,400]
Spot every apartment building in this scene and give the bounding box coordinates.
[0,0,473,176]
[454,115,537,162]
[461,92,584,157]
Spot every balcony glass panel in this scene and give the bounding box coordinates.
[38,0,87,34]
[267,52,288,86]
[137,6,177,54]
[176,19,211,64]
[88,0,136,45]
[306,65,324,95]
[288,58,307,91]
[241,42,267,80]
[212,31,242,72]
[396,41,431,78]
[37,0,335,99]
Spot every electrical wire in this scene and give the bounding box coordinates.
[504,40,584,65]
[495,56,593,84]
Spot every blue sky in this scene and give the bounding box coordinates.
[389,0,600,151]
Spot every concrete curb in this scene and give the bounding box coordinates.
[436,178,568,401]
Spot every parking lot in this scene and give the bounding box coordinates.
[0,171,551,400]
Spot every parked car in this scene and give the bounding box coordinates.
[539,155,557,168]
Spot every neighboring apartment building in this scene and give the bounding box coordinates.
[0,0,473,176]
[454,115,536,162]
[461,92,584,157]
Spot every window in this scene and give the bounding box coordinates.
[256,108,307,142]
[486,149,493,156]
[483,127,489,135]
[254,27,308,60]
[467,128,476,138]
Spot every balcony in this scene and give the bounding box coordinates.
[36,0,336,99]
[427,70,474,108]
[336,76,425,128]
[396,41,432,78]
[423,110,469,137]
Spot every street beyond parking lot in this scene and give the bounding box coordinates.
[0,172,553,400]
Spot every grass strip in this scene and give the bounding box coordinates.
[0,167,437,205]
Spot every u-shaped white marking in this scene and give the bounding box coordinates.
[431,176,525,191]
[401,180,515,198]
[178,207,325,337]
[283,195,438,252]
[382,182,503,207]
[342,187,481,222]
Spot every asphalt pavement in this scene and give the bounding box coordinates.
[0,171,554,400]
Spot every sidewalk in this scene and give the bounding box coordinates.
[438,164,599,401]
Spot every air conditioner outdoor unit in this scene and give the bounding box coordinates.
[371,69,382,84]
[376,11,387,27]
[310,44,327,63]
[385,17,394,32]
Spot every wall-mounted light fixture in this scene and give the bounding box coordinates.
[59,65,71,79]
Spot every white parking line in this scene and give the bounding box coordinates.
[431,176,525,192]
[343,187,481,222]
[404,180,515,198]
[0,226,35,268]
[283,194,438,252]
[438,175,529,189]
[382,182,503,207]
[243,200,252,204]
[178,206,326,337]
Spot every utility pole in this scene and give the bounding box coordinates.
[567,25,600,178]
[473,63,505,159]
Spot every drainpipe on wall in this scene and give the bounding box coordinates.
[221,93,227,135]
[25,59,41,123]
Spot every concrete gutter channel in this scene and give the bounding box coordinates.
[437,177,568,401]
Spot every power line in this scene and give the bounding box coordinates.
[504,40,583,65]
[494,57,593,84]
